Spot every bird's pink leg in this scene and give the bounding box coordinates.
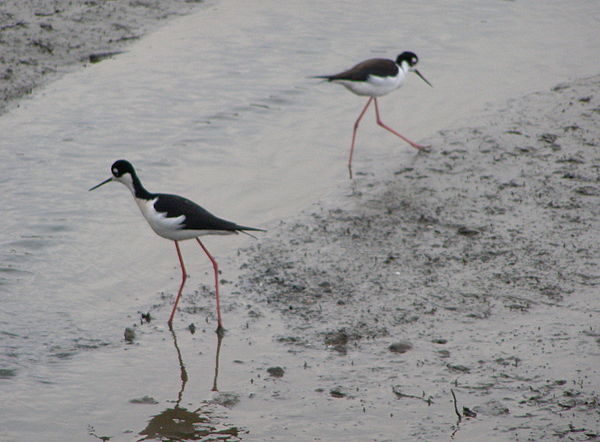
[168,240,187,328]
[373,98,428,150]
[196,238,223,333]
[348,97,374,179]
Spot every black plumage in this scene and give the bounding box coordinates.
[152,193,262,233]
[315,58,399,82]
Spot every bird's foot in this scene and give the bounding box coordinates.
[413,143,432,153]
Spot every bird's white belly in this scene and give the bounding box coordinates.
[336,74,404,97]
[135,198,186,240]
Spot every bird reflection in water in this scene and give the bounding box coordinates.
[138,327,238,441]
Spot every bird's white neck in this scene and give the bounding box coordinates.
[398,60,411,74]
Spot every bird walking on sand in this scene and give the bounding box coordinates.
[89,160,264,332]
[313,51,432,178]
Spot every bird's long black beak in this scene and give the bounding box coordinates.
[414,69,433,87]
[89,177,113,191]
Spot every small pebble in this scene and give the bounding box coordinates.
[267,366,285,378]
[124,327,136,342]
[388,341,412,354]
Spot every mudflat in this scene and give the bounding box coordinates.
[236,75,600,440]
[0,0,201,114]
[1,0,599,440]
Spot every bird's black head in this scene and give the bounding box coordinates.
[396,51,432,87]
[110,159,136,178]
[396,51,419,67]
[89,159,138,192]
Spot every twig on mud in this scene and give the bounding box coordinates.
[451,389,462,425]
[449,389,462,439]
[392,385,433,405]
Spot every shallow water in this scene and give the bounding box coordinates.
[1,0,599,440]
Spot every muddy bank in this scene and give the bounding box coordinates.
[0,0,202,115]
[235,76,600,439]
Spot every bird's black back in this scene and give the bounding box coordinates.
[153,193,262,233]
[319,58,399,82]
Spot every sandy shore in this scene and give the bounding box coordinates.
[0,0,202,115]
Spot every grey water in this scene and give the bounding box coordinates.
[1,0,598,440]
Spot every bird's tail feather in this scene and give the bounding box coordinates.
[237,226,266,239]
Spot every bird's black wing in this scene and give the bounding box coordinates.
[318,58,399,82]
[154,193,253,232]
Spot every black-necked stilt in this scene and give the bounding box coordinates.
[313,51,432,178]
[89,160,264,332]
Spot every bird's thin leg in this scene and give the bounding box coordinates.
[373,98,427,150]
[196,238,223,333]
[168,240,187,328]
[348,97,373,179]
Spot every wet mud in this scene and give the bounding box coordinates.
[0,0,202,115]
[235,76,600,440]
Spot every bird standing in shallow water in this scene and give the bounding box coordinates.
[313,51,432,178]
[89,159,264,332]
